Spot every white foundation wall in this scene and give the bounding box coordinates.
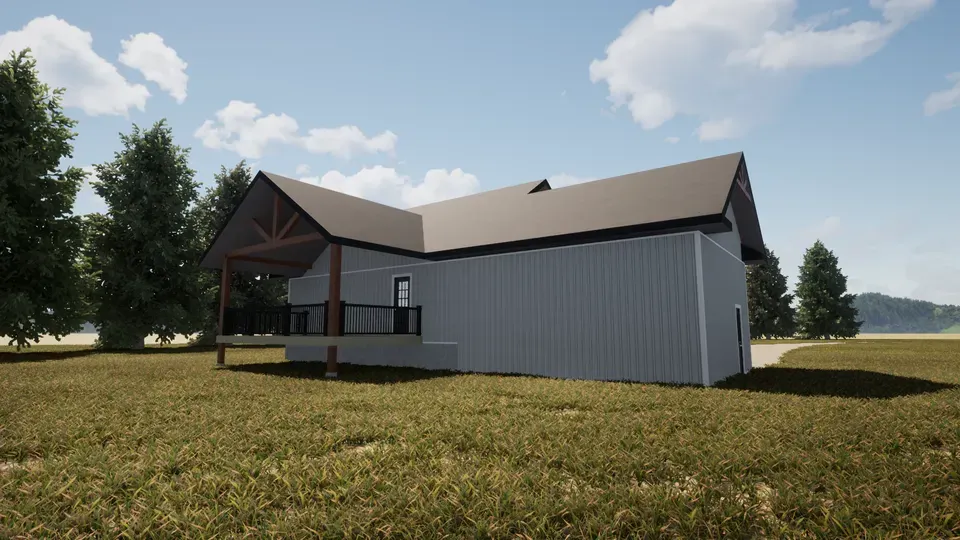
[287,233,706,384]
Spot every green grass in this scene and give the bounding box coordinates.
[749,338,837,344]
[1,342,959,538]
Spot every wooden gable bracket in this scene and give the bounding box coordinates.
[248,193,305,244]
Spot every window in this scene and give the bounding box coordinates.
[393,275,411,307]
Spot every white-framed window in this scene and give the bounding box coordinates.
[391,273,412,307]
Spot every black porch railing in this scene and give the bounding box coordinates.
[222,301,421,337]
[340,302,422,336]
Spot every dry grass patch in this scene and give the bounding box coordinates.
[1,341,960,537]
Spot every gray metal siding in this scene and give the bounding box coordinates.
[706,205,741,260]
[305,247,425,276]
[699,234,752,385]
[288,233,704,384]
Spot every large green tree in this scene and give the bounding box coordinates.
[192,161,286,345]
[0,50,87,348]
[746,245,796,339]
[795,240,862,339]
[86,120,203,348]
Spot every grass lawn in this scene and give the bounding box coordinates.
[2,342,959,537]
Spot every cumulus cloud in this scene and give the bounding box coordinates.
[923,72,960,116]
[0,16,150,116]
[590,0,936,138]
[302,126,398,159]
[695,118,744,142]
[301,167,480,208]
[195,100,397,160]
[118,32,188,103]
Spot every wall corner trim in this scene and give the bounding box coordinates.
[694,232,710,386]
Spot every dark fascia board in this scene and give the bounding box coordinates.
[741,244,765,264]
[719,152,745,222]
[424,214,727,261]
[719,153,765,253]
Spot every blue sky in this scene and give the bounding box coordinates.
[3,0,959,304]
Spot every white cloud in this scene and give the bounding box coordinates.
[302,126,398,159]
[547,173,596,188]
[665,136,681,144]
[695,118,744,141]
[302,167,479,208]
[295,164,311,176]
[0,16,150,116]
[923,72,960,116]
[118,32,188,103]
[74,166,107,215]
[194,101,299,159]
[590,0,936,138]
[195,100,397,160]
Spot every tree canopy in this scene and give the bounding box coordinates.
[746,245,796,338]
[0,50,87,348]
[86,120,203,348]
[795,240,862,339]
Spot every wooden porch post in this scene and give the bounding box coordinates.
[325,243,342,378]
[216,257,233,366]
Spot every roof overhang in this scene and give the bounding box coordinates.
[199,174,330,277]
[720,154,765,264]
[200,154,767,274]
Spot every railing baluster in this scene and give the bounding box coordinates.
[222,302,423,337]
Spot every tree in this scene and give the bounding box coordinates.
[0,50,87,348]
[86,120,203,349]
[746,245,796,338]
[191,161,286,345]
[795,240,862,339]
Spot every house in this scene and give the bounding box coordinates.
[200,152,763,386]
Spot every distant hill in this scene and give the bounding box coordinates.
[855,293,960,334]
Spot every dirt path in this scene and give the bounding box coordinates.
[751,342,839,368]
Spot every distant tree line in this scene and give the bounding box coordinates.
[854,293,960,334]
[747,241,862,339]
[1,50,284,349]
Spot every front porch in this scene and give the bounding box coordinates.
[199,171,430,376]
[215,301,422,347]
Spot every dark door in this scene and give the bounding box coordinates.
[393,276,410,333]
[735,306,745,373]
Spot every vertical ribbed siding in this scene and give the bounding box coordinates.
[699,234,752,384]
[287,233,703,384]
[306,247,425,276]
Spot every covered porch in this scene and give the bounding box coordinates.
[199,171,427,377]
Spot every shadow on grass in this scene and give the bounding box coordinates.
[716,367,956,399]
[225,361,455,384]
[0,344,282,364]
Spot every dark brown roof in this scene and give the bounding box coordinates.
[410,152,747,255]
[262,173,425,254]
[200,152,764,273]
